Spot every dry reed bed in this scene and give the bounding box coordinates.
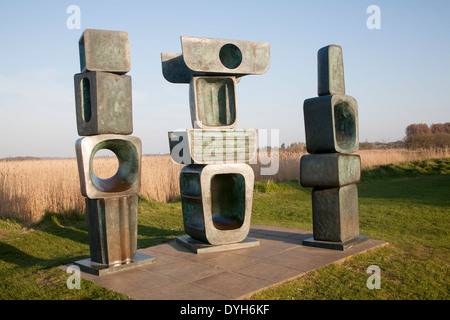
[253,148,450,181]
[0,156,182,222]
[0,148,448,222]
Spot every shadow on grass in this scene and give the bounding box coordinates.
[33,211,185,253]
[137,224,185,249]
[0,241,88,270]
[0,208,186,271]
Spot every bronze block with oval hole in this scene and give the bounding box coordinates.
[74,71,132,136]
[303,95,359,154]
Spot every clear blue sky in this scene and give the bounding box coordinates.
[0,0,449,158]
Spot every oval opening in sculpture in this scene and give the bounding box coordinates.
[211,173,245,230]
[334,101,356,151]
[81,77,91,123]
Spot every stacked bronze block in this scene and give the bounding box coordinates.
[301,45,368,250]
[73,29,154,275]
[162,37,270,252]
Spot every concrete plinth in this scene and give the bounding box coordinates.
[74,252,156,277]
[176,236,259,254]
[302,235,369,251]
[65,225,387,300]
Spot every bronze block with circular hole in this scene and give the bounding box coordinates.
[75,134,141,199]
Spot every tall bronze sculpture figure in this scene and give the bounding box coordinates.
[73,29,155,275]
[162,37,270,253]
[301,45,368,250]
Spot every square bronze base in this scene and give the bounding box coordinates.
[302,235,369,251]
[74,252,156,276]
[176,236,260,254]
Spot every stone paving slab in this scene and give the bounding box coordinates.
[64,225,387,300]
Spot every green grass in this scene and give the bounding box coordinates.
[0,158,448,300]
[251,159,450,300]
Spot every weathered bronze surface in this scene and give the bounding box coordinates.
[79,29,130,74]
[73,29,153,274]
[301,44,366,250]
[181,36,270,75]
[312,184,360,242]
[161,37,270,83]
[303,95,359,154]
[318,44,345,96]
[75,134,141,199]
[85,195,138,266]
[161,53,198,84]
[162,36,268,249]
[189,76,237,129]
[180,164,254,246]
[74,71,133,136]
[300,153,361,188]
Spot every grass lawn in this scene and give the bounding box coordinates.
[0,158,448,300]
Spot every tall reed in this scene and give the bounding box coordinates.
[0,148,448,222]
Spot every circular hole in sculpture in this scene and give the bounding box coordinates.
[334,101,356,151]
[90,139,139,193]
[219,44,242,69]
[92,149,119,180]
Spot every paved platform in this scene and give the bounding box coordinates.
[67,225,387,300]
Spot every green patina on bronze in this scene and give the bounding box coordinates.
[180,171,246,232]
[211,173,245,230]
[81,77,91,123]
[73,29,156,274]
[337,154,361,186]
[311,185,360,243]
[85,195,138,266]
[179,164,254,246]
[303,95,358,154]
[181,198,205,231]
[219,44,243,69]
[334,101,356,151]
[195,77,236,127]
[300,153,361,188]
[75,71,133,136]
[301,44,367,250]
[89,139,139,193]
[318,44,345,96]
[79,29,130,74]
[162,36,268,247]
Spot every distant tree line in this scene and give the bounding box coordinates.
[359,140,405,150]
[0,156,41,162]
[280,142,306,152]
[278,122,449,152]
[404,123,450,149]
